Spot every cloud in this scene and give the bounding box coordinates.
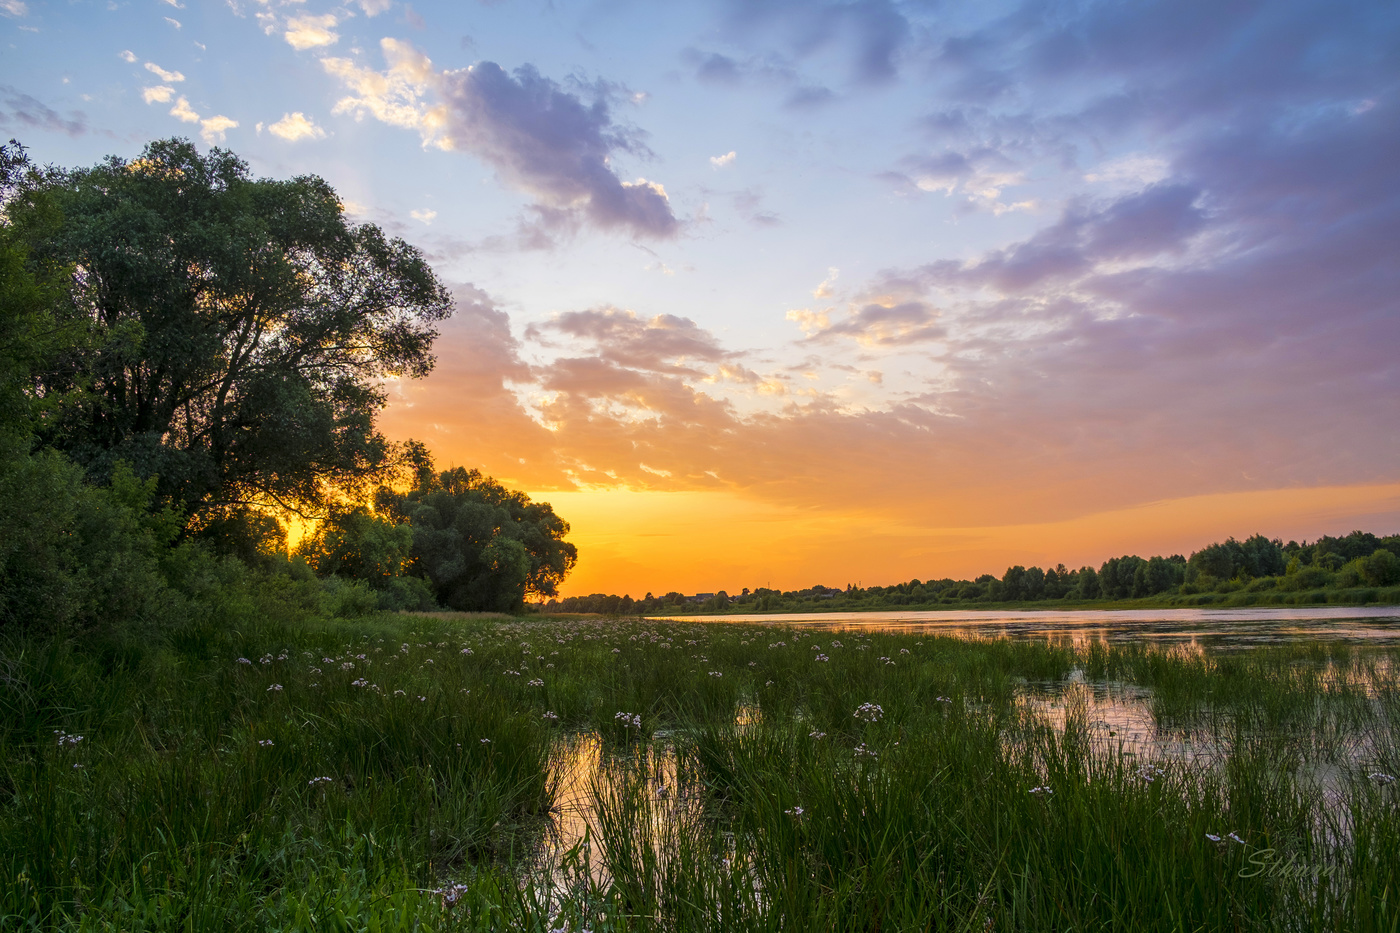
[1084,154,1171,189]
[709,150,736,168]
[350,1,1400,598]
[323,40,679,238]
[821,299,945,346]
[144,62,185,83]
[120,50,137,63]
[528,307,730,376]
[284,13,339,50]
[199,114,238,144]
[142,86,175,104]
[161,0,184,8]
[410,208,436,224]
[1,0,28,17]
[164,94,238,143]
[164,16,181,29]
[718,0,912,84]
[169,96,199,123]
[0,87,87,136]
[358,0,393,15]
[267,110,326,141]
[919,183,1208,294]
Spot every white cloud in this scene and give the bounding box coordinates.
[267,111,326,141]
[322,40,443,136]
[358,0,392,14]
[709,150,737,168]
[785,307,831,336]
[323,39,678,237]
[169,96,200,123]
[120,49,137,63]
[0,0,28,17]
[161,0,185,8]
[813,267,839,298]
[144,62,185,82]
[142,85,175,104]
[409,208,436,224]
[284,13,339,50]
[164,16,181,29]
[199,114,238,144]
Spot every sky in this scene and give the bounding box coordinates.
[5,0,1400,598]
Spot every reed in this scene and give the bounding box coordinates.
[3,613,1398,930]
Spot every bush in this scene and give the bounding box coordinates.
[319,576,380,617]
[1278,566,1334,591]
[0,454,182,634]
[376,575,438,612]
[1364,548,1400,586]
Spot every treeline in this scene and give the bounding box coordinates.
[546,530,1400,615]
[0,138,574,635]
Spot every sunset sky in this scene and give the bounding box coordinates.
[6,0,1399,597]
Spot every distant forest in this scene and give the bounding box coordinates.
[545,529,1400,615]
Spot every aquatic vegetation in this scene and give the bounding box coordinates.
[3,612,1399,930]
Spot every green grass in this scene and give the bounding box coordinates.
[3,613,1399,930]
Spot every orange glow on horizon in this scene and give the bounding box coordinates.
[533,483,1400,598]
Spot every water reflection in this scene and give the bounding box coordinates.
[512,610,1400,904]
[653,606,1400,648]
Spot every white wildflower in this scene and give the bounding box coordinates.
[853,702,884,722]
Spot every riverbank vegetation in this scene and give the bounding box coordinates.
[5,611,1399,930]
[549,529,1400,616]
[1,138,574,639]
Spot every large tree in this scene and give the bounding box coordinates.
[8,138,452,525]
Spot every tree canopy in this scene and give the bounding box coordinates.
[377,466,578,613]
[2,137,578,629]
[8,138,452,525]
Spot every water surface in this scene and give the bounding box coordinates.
[649,606,1400,649]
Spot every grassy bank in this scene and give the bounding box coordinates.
[3,612,1399,930]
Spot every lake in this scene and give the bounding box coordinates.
[648,605,1400,649]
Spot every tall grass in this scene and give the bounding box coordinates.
[4,613,1399,930]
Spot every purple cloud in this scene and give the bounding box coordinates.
[439,63,678,238]
[0,87,87,137]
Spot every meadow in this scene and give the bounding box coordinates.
[3,611,1399,932]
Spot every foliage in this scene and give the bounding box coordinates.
[1,137,575,631]
[297,506,439,611]
[7,137,452,525]
[378,466,577,613]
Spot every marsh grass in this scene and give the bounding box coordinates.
[4,614,1400,930]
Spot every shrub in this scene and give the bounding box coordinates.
[1364,548,1400,586]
